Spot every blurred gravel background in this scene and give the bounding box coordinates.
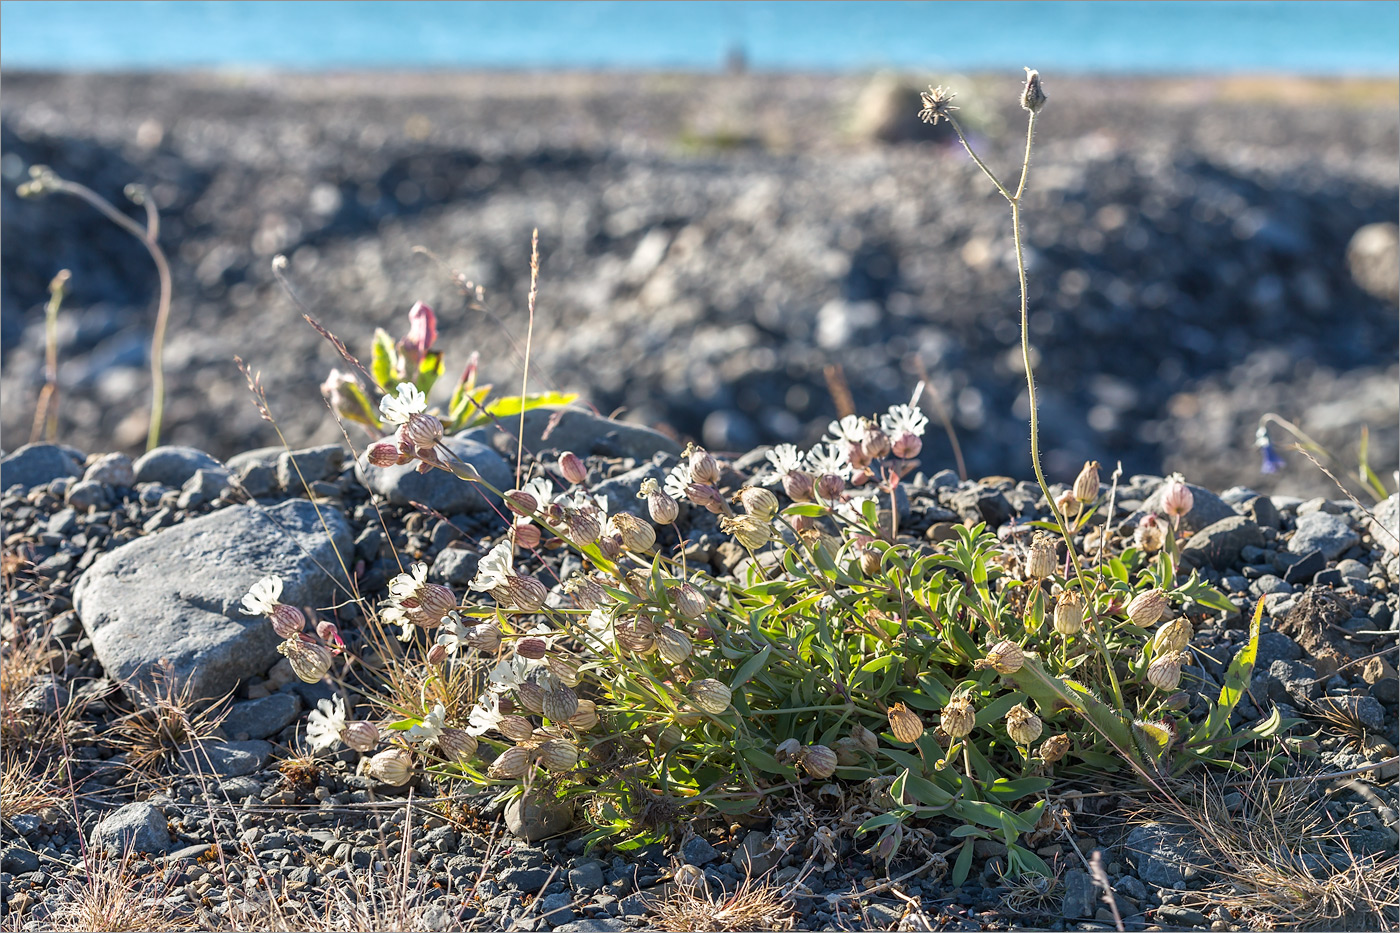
[2,71,1396,497]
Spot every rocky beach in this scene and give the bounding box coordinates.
[1,70,1398,932]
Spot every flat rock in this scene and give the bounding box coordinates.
[505,791,575,842]
[1288,511,1359,561]
[465,408,681,462]
[0,443,84,492]
[1140,482,1236,532]
[278,444,347,490]
[1122,823,1207,888]
[133,445,224,487]
[90,802,171,856]
[357,435,510,514]
[1181,515,1263,569]
[1368,494,1399,556]
[73,498,352,701]
[220,693,301,740]
[181,739,274,778]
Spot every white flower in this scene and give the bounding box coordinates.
[380,605,415,642]
[306,695,347,752]
[379,382,427,426]
[241,575,283,616]
[663,462,692,499]
[488,655,541,691]
[824,414,864,446]
[522,476,554,506]
[470,542,513,593]
[582,607,617,649]
[880,404,929,438]
[466,693,506,736]
[388,562,429,600]
[766,443,805,476]
[436,614,469,655]
[405,703,446,746]
[804,442,851,479]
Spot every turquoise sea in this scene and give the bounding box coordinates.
[1,0,1397,75]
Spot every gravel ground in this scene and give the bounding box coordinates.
[2,71,1397,500]
[2,432,1396,931]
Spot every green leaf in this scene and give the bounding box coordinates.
[707,796,760,816]
[974,692,1027,730]
[1007,843,1052,877]
[1197,599,1263,742]
[474,391,579,423]
[415,350,445,396]
[902,772,955,808]
[370,328,396,390]
[856,812,903,835]
[861,497,879,528]
[985,777,1054,803]
[783,503,829,518]
[730,645,772,691]
[1132,719,1174,766]
[951,840,976,886]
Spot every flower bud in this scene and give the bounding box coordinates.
[1027,534,1057,580]
[940,695,976,739]
[774,737,803,763]
[816,473,846,501]
[1039,733,1070,763]
[615,617,657,655]
[511,519,541,550]
[647,488,680,525]
[562,510,602,547]
[891,431,922,460]
[497,715,536,742]
[1005,703,1043,745]
[367,440,411,468]
[466,622,502,653]
[673,582,707,620]
[343,721,380,753]
[270,603,306,639]
[1054,591,1084,636]
[504,575,548,612]
[403,412,444,450]
[278,635,333,683]
[800,745,839,779]
[558,451,588,486]
[516,637,548,660]
[1073,460,1100,503]
[860,423,892,462]
[1147,651,1186,691]
[1021,67,1046,114]
[1152,616,1193,655]
[689,448,721,486]
[720,515,773,550]
[569,699,599,731]
[563,575,607,611]
[687,679,732,714]
[315,619,343,648]
[976,639,1024,674]
[425,642,448,666]
[516,682,545,716]
[738,487,779,522]
[686,482,727,514]
[1135,515,1166,552]
[782,469,816,502]
[831,737,862,767]
[543,683,580,723]
[888,704,925,744]
[611,513,657,553]
[437,728,478,764]
[1055,489,1081,518]
[655,626,693,665]
[538,739,579,772]
[368,748,414,785]
[505,489,538,516]
[548,654,581,687]
[488,745,534,779]
[1161,474,1194,521]
[1127,588,1169,626]
[852,724,880,754]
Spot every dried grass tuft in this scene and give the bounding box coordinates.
[652,873,795,932]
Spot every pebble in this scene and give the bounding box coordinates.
[1288,512,1360,561]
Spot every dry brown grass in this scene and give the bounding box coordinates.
[0,747,64,823]
[0,607,64,753]
[652,873,796,932]
[105,661,231,779]
[43,853,190,932]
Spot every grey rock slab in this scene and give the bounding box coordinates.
[430,547,480,587]
[1140,482,1237,533]
[357,435,509,514]
[2,846,40,874]
[0,443,84,492]
[1061,869,1097,920]
[90,802,172,856]
[465,408,681,462]
[73,498,352,702]
[1288,512,1359,561]
[1181,515,1264,569]
[183,739,274,778]
[278,444,347,490]
[133,445,224,487]
[1122,823,1207,888]
[220,693,301,740]
[1368,494,1399,556]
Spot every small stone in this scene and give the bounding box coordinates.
[1335,559,1369,581]
[277,445,347,491]
[1280,549,1326,585]
[568,860,605,893]
[1255,631,1303,668]
[730,831,780,874]
[537,892,576,927]
[90,802,172,855]
[1249,574,1292,597]
[1,846,40,874]
[177,468,230,510]
[505,792,575,842]
[181,740,274,778]
[1312,695,1386,732]
[84,452,136,487]
[1123,823,1207,888]
[65,479,112,510]
[133,445,224,488]
[1288,512,1360,561]
[1244,496,1281,529]
[1157,904,1210,927]
[682,835,718,866]
[1062,869,1097,919]
[430,548,480,587]
[236,463,277,498]
[0,443,84,492]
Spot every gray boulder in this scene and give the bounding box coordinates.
[1139,482,1236,533]
[133,445,224,487]
[1368,494,1398,556]
[0,443,84,492]
[73,499,352,702]
[220,693,301,740]
[1122,823,1207,888]
[90,802,171,855]
[1288,511,1359,561]
[464,408,681,462]
[357,435,510,514]
[1181,515,1264,569]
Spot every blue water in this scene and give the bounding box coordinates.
[1,1,1396,75]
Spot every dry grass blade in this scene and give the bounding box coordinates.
[45,851,189,932]
[652,872,795,932]
[0,748,64,822]
[105,661,232,778]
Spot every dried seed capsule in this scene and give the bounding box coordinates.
[1021,67,1047,113]
[537,739,579,772]
[655,626,693,665]
[887,704,925,744]
[542,684,580,723]
[563,574,607,611]
[1026,533,1057,580]
[1127,588,1169,626]
[1135,515,1166,552]
[611,513,657,553]
[1054,591,1084,636]
[975,640,1024,675]
[269,604,306,639]
[614,617,657,655]
[516,682,545,716]
[467,622,503,653]
[1056,489,1081,518]
[1152,616,1193,655]
[368,440,410,467]
[568,699,599,731]
[419,583,456,618]
[654,724,684,752]
[856,545,881,576]
[558,451,588,486]
[511,519,541,550]
[687,679,732,714]
[436,728,478,764]
[800,745,839,779]
[278,635,333,684]
[852,724,880,754]
[719,515,773,550]
[562,509,602,547]
[516,637,548,660]
[1146,651,1185,691]
[738,487,779,522]
[673,582,707,620]
[1039,733,1070,763]
[674,864,706,890]
[488,745,533,779]
[1073,460,1100,503]
[860,422,892,462]
[498,715,536,743]
[689,448,721,486]
[1005,704,1044,745]
[891,430,922,460]
[368,748,414,785]
[505,489,539,515]
[343,720,380,753]
[775,738,802,763]
[504,575,548,612]
[547,655,581,687]
[940,695,976,740]
[831,737,862,767]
